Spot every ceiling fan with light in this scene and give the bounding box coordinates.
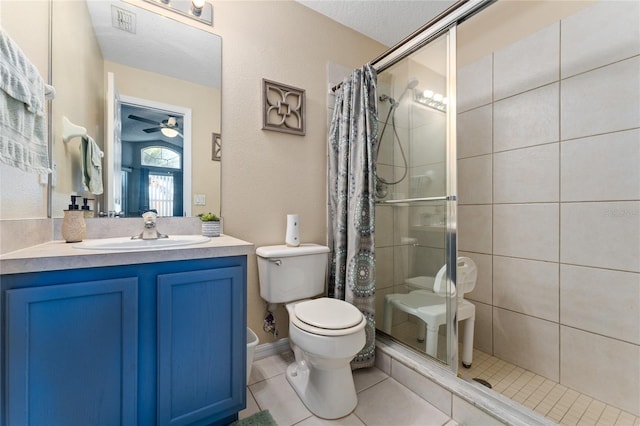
[127,114,183,138]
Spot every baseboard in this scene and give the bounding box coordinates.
[254,338,290,361]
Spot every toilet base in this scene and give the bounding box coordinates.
[286,360,358,419]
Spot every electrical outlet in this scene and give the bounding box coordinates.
[40,162,57,186]
[194,194,206,205]
[51,162,57,187]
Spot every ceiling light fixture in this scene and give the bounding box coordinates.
[414,90,447,112]
[191,0,205,17]
[143,0,213,26]
[161,127,179,138]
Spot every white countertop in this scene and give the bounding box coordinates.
[0,234,254,275]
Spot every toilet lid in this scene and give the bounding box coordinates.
[294,298,364,330]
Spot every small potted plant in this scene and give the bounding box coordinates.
[198,212,221,237]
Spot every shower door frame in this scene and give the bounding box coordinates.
[371,0,494,374]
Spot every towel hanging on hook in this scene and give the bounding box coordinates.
[81,135,104,195]
[61,115,104,194]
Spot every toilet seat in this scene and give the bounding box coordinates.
[291,298,366,336]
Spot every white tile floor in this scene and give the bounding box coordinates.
[241,351,456,426]
[243,347,640,426]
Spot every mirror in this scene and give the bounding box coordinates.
[50,0,221,218]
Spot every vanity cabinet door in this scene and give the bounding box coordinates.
[5,277,139,426]
[156,266,246,426]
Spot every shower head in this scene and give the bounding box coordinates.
[406,78,419,90]
[379,78,419,107]
[396,77,420,104]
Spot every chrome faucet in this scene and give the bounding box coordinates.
[132,211,168,240]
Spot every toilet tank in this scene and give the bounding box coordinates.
[256,244,330,303]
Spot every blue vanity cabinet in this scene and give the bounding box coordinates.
[5,277,139,426]
[1,255,247,426]
[156,265,246,426]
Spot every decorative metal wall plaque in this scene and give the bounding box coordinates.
[262,79,305,135]
[212,133,221,161]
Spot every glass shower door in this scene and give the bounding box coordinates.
[375,28,459,369]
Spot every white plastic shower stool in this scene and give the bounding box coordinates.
[382,257,477,367]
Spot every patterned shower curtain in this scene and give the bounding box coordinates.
[328,64,378,369]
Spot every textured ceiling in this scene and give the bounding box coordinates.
[296,0,456,47]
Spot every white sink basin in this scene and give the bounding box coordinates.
[74,235,210,250]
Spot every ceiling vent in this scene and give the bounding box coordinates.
[111,5,136,34]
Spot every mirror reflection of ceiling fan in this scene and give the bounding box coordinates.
[128,114,183,138]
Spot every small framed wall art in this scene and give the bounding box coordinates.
[262,79,305,135]
[212,133,221,161]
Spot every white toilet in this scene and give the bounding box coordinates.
[256,244,366,420]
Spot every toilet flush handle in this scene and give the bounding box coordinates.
[269,259,282,266]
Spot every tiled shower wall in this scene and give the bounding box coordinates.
[457,1,639,416]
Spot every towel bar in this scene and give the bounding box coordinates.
[62,116,87,143]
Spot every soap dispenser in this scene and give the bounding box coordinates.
[62,195,86,243]
[81,197,94,218]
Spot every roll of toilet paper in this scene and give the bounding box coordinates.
[285,214,300,247]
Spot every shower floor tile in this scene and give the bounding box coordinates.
[459,348,640,426]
